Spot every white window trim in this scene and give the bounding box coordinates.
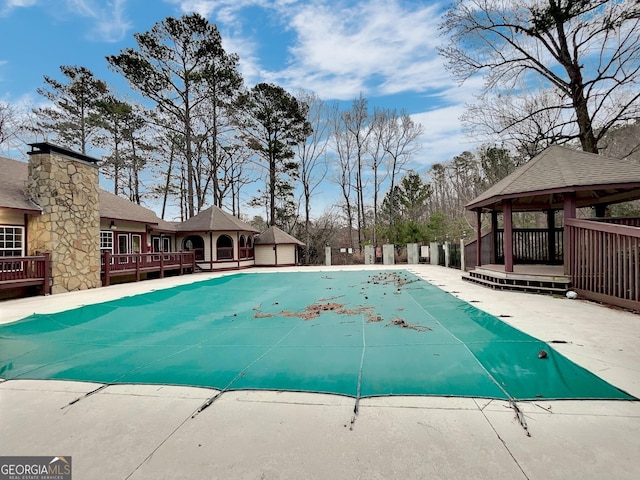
[0,225,25,257]
[100,230,114,254]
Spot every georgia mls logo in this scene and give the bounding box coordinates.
[0,456,72,480]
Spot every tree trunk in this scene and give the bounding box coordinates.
[269,153,276,226]
[161,144,174,219]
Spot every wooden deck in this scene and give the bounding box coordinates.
[102,252,196,286]
[464,264,570,294]
[0,254,51,296]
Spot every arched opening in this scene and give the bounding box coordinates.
[216,234,233,261]
[246,236,254,259]
[183,235,205,260]
[239,235,246,259]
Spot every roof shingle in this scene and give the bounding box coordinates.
[176,205,259,233]
[0,157,41,213]
[467,146,640,211]
[254,225,305,245]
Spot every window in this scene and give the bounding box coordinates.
[100,231,114,254]
[152,236,172,253]
[0,226,24,257]
[118,234,130,264]
[118,234,130,254]
[183,235,205,260]
[132,234,142,254]
[216,235,233,260]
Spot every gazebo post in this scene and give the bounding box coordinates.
[563,193,577,275]
[476,210,482,267]
[503,200,514,273]
[547,209,556,263]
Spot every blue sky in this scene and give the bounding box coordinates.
[0,0,484,217]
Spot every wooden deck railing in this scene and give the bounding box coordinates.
[495,228,564,264]
[588,217,640,227]
[566,218,640,311]
[464,231,492,270]
[102,251,196,286]
[0,253,51,295]
[464,228,563,269]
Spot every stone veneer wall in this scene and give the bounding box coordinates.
[26,151,101,294]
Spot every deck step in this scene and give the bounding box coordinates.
[464,269,570,295]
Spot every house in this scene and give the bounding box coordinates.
[254,225,305,267]
[0,143,302,299]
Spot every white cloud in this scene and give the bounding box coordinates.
[3,0,37,7]
[0,60,7,82]
[272,0,449,100]
[0,0,132,42]
[0,0,38,16]
[167,0,272,24]
[411,106,470,165]
[170,0,217,18]
[219,33,262,83]
[65,0,132,42]
[95,0,131,42]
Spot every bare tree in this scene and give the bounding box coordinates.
[342,94,371,250]
[217,141,256,217]
[295,90,330,263]
[599,120,640,162]
[463,88,576,157]
[440,0,640,154]
[380,109,424,235]
[0,101,19,150]
[329,102,357,250]
[367,108,389,245]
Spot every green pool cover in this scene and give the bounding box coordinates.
[0,270,634,401]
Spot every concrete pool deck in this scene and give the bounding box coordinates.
[1,264,639,479]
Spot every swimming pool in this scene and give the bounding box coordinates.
[0,270,634,401]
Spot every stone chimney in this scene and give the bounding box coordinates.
[26,143,101,294]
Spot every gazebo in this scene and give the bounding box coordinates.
[464,145,640,310]
[176,205,259,271]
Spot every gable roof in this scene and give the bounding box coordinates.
[177,205,259,233]
[466,145,640,211]
[254,225,305,246]
[99,189,168,226]
[0,157,41,214]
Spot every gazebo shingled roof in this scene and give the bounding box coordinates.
[466,145,640,212]
[176,205,259,233]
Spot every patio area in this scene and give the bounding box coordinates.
[1,264,639,479]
